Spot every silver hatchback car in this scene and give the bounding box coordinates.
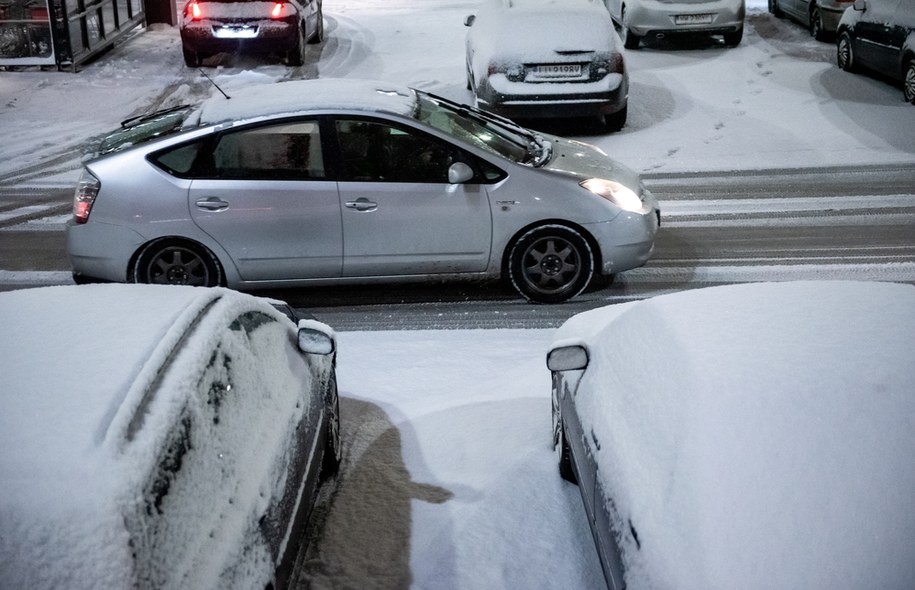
[607,0,746,49]
[67,79,659,304]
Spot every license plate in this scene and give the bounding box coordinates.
[674,14,714,25]
[214,25,258,39]
[532,64,582,78]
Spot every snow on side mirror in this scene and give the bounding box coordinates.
[448,162,474,184]
[297,319,336,355]
[546,345,589,372]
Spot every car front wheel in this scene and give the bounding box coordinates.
[320,374,341,479]
[308,9,324,44]
[837,32,855,72]
[769,0,782,17]
[810,6,827,41]
[904,57,915,105]
[508,225,594,304]
[134,239,223,287]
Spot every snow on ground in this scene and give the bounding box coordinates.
[2,0,915,588]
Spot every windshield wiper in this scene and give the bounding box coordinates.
[119,104,192,129]
[424,92,552,165]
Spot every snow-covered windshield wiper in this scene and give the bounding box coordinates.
[425,92,553,166]
[120,104,192,129]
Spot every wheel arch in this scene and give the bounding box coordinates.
[500,219,602,277]
[129,235,227,286]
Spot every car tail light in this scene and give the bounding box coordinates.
[271,2,285,18]
[186,0,202,20]
[73,169,100,224]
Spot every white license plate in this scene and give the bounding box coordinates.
[533,64,582,78]
[674,14,714,25]
[214,26,258,39]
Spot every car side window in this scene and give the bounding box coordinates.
[335,118,456,183]
[210,120,325,181]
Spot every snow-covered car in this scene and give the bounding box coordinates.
[179,0,323,67]
[607,0,746,49]
[0,284,340,589]
[464,0,629,131]
[66,78,659,304]
[769,0,854,41]
[836,0,915,105]
[547,281,915,590]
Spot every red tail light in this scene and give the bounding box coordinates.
[73,170,100,225]
[186,1,202,20]
[271,2,284,18]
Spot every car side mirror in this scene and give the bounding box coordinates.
[297,320,336,355]
[546,345,589,371]
[464,14,475,27]
[853,0,866,10]
[448,162,474,184]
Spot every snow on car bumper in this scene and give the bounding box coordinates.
[477,73,628,119]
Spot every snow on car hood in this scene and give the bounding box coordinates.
[552,280,915,590]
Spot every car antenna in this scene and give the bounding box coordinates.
[198,68,231,99]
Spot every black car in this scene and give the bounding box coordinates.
[836,0,915,103]
[179,0,323,67]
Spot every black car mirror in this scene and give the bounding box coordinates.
[297,323,335,355]
[464,14,476,26]
[547,345,589,371]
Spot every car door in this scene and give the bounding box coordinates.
[854,0,903,74]
[187,118,343,281]
[332,117,493,277]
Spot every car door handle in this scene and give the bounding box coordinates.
[195,197,229,212]
[344,198,378,212]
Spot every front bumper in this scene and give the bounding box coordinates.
[476,73,628,120]
[587,190,660,275]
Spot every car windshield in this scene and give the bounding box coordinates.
[97,105,195,155]
[413,92,551,166]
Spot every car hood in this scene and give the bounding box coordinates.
[542,137,642,188]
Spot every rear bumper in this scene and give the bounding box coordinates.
[180,21,299,53]
[627,0,745,36]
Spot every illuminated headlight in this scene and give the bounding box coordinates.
[580,178,643,212]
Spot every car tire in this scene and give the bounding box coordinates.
[723,27,743,47]
[837,32,855,72]
[133,239,223,287]
[810,6,827,42]
[556,422,577,484]
[903,57,915,105]
[600,104,627,132]
[182,45,201,67]
[508,225,594,304]
[308,9,324,44]
[287,28,305,66]
[320,375,342,479]
[620,6,641,50]
[769,0,782,17]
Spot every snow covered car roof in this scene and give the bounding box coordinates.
[192,78,419,126]
[0,284,304,587]
[551,280,915,589]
